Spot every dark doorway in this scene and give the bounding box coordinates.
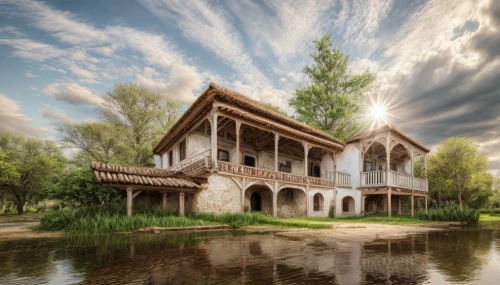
[250,192,262,211]
[309,163,321,177]
[244,156,256,167]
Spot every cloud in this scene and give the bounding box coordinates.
[41,110,76,125]
[24,71,38,78]
[0,93,48,136]
[0,38,65,62]
[43,82,105,106]
[0,26,27,37]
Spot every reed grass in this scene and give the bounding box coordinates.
[415,204,480,226]
[40,203,330,235]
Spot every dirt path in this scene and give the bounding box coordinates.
[0,214,61,240]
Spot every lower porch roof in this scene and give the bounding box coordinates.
[90,161,200,191]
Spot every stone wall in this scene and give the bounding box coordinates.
[244,184,273,215]
[192,174,241,214]
[335,187,362,217]
[277,188,306,217]
[308,188,335,217]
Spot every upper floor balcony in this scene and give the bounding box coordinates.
[361,170,428,191]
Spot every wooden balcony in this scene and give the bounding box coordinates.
[218,161,351,188]
[360,170,428,191]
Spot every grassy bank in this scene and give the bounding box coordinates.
[40,203,330,235]
[415,205,480,226]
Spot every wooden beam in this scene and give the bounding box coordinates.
[132,191,142,199]
[388,188,392,217]
[235,120,241,165]
[274,132,279,172]
[109,185,198,193]
[211,110,219,170]
[179,192,185,216]
[411,194,414,217]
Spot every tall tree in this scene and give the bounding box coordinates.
[289,35,376,140]
[428,137,490,209]
[60,83,181,166]
[0,133,66,214]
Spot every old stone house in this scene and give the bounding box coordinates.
[92,83,429,217]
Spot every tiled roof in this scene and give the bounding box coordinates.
[90,161,200,189]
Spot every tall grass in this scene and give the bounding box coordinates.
[415,204,480,226]
[40,203,329,235]
[479,208,500,215]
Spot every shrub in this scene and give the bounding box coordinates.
[415,204,480,226]
[328,205,335,218]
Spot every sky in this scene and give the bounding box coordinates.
[0,0,499,174]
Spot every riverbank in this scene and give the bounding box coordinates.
[3,213,498,241]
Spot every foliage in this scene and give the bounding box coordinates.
[60,83,181,166]
[0,133,66,214]
[0,150,20,212]
[40,203,329,234]
[427,137,491,208]
[414,204,480,226]
[328,205,335,218]
[289,35,376,141]
[49,167,123,207]
[264,103,288,116]
[486,176,500,208]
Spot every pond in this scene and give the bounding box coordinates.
[0,225,499,284]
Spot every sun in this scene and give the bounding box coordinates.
[369,103,387,122]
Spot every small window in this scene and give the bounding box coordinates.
[343,199,349,212]
[279,160,292,173]
[364,161,373,172]
[309,163,321,177]
[179,139,186,161]
[218,149,229,162]
[313,194,323,211]
[169,151,173,166]
[390,163,397,171]
[244,156,255,167]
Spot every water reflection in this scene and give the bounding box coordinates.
[0,224,499,284]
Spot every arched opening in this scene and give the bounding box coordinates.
[342,196,355,215]
[250,192,262,211]
[389,143,411,175]
[244,184,273,214]
[277,187,306,217]
[313,193,324,211]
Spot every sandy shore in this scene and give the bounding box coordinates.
[245,222,464,244]
[0,222,61,240]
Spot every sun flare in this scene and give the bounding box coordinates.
[369,103,387,122]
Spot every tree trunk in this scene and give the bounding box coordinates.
[16,201,24,215]
[458,188,462,209]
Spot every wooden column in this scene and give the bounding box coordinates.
[126,188,133,217]
[179,192,185,216]
[361,194,365,214]
[398,197,402,215]
[424,154,428,179]
[303,142,309,176]
[386,132,391,185]
[306,185,310,218]
[410,148,414,177]
[411,194,414,217]
[211,110,219,170]
[425,196,428,213]
[273,182,278,218]
[235,121,241,165]
[162,193,167,210]
[387,188,392,217]
[274,132,279,172]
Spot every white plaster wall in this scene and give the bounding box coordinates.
[187,133,211,158]
[154,155,161,168]
[308,188,335,217]
[192,174,241,214]
[336,144,361,189]
[336,188,362,217]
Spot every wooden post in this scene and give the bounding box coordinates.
[425,195,428,213]
[387,188,392,217]
[303,142,309,176]
[273,182,278,218]
[424,154,428,179]
[179,192,185,216]
[162,193,167,210]
[361,194,365,215]
[235,121,241,165]
[126,188,133,217]
[386,132,391,185]
[211,110,219,170]
[398,197,402,215]
[411,194,414,217]
[274,132,279,172]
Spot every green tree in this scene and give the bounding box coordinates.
[50,167,122,207]
[0,150,19,212]
[0,133,66,214]
[428,137,490,209]
[289,35,376,140]
[60,83,181,166]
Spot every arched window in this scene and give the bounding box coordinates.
[313,193,323,211]
[342,196,355,213]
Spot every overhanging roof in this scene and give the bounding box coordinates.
[347,124,431,153]
[153,82,346,154]
[91,161,200,190]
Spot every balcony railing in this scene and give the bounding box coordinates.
[336,172,351,187]
[169,149,210,171]
[361,170,428,191]
[218,161,348,188]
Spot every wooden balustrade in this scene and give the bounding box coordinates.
[218,161,343,187]
[361,170,428,191]
[336,172,351,187]
[169,149,210,171]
